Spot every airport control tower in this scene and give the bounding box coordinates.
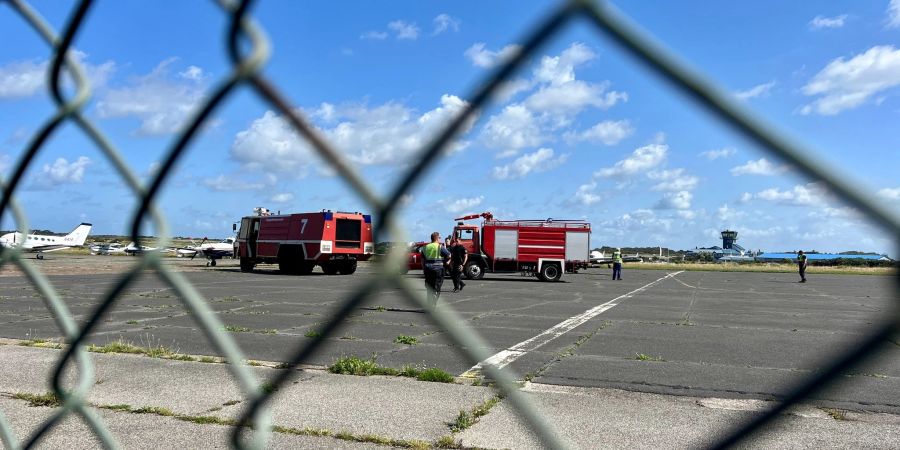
[721,230,738,250]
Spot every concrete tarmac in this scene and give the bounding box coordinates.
[1,257,898,417]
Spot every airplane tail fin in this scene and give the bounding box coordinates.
[65,223,92,246]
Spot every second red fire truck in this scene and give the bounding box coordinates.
[409,212,591,282]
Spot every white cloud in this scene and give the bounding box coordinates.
[96,58,208,135]
[360,31,388,40]
[270,193,294,203]
[647,168,698,191]
[699,147,736,160]
[564,120,634,145]
[740,192,753,203]
[178,65,207,81]
[231,95,472,173]
[0,51,114,99]
[533,43,596,85]
[809,14,848,30]
[595,142,667,178]
[730,158,790,176]
[752,183,828,206]
[735,81,776,100]
[524,80,626,114]
[443,196,484,214]
[717,204,745,221]
[574,181,602,205]
[388,21,419,40]
[202,175,265,192]
[476,42,627,157]
[655,190,692,210]
[28,156,91,189]
[877,187,900,200]
[492,148,568,180]
[800,45,900,115]
[464,43,521,68]
[888,0,900,28]
[480,104,542,157]
[432,14,460,35]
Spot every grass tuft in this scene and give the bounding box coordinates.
[394,335,419,345]
[222,325,251,333]
[417,367,454,383]
[304,330,322,338]
[132,406,174,416]
[14,392,61,408]
[633,353,665,362]
[821,407,847,421]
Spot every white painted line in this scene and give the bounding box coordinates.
[463,271,684,376]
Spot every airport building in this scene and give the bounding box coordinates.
[690,230,755,261]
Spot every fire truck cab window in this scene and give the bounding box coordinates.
[456,229,475,241]
[238,218,251,238]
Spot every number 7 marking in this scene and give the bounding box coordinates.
[300,218,308,235]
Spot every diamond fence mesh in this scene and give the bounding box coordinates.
[0,0,898,449]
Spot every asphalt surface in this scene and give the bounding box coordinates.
[1,257,898,413]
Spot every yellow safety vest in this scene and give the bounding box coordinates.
[423,242,442,261]
[613,251,622,263]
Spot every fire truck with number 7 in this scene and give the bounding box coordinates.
[234,208,374,275]
[443,212,591,282]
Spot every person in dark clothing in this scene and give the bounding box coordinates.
[797,250,808,283]
[449,238,468,292]
[421,232,451,307]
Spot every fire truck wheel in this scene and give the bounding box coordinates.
[338,260,357,275]
[464,262,484,280]
[321,262,339,275]
[239,257,254,272]
[538,263,562,282]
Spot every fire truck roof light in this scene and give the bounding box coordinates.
[323,212,333,220]
[363,215,372,223]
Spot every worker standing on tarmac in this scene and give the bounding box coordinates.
[612,247,623,280]
[797,250,808,283]
[449,237,467,292]
[421,232,451,307]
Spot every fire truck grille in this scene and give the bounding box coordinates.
[335,218,362,248]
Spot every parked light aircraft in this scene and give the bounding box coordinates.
[590,250,643,265]
[191,236,235,266]
[0,223,92,259]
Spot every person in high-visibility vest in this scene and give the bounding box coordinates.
[420,231,451,307]
[612,247,623,280]
[797,250,808,283]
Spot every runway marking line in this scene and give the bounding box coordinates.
[461,271,685,378]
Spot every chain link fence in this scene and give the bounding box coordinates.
[1,0,897,448]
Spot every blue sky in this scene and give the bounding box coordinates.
[1,1,899,255]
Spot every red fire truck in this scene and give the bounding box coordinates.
[447,212,591,282]
[233,209,374,275]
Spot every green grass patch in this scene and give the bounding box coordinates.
[199,356,220,363]
[435,435,461,448]
[450,410,475,432]
[374,305,387,312]
[100,404,132,412]
[417,367,454,383]
[247,360,263,367]
[260,382,278,394]
[126,320,139,325]
[633,353,665,362]
[222,325,251,333]
[304,330,322,338]
[87,339,177,359]
[132,406,174,416]
[18,338,62,349]
[14,392,61,407]
[223,400,241,406]
[394,335,418,345]
[255,328,277,335]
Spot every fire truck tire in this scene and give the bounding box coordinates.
[239,257,254,272]
[338,260,357,275]
[538,263,562,282]
[321,262,339,275]
[464,262,485,280]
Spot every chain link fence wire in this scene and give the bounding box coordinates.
[0,0,897,448]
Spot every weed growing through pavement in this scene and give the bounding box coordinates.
[820,407,847,421]
[328,356,454,383]
[126,320,138,325]
[374,305,387,312]
[18,338,62,349]
[394,335,418,345]
[222,325,251,333]
[305,329,322,338]
[13,392,61,407]
[449,394,503,433]
[633,353,665,362]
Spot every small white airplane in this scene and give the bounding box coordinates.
[124,242,159,256]
[590,249,643,265]
[0,223,92,259]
